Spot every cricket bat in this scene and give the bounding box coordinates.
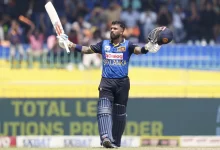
[45,1,70,54]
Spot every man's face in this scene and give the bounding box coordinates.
[110,24,123,40]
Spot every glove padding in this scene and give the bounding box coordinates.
[148,26,166,44]
[57,34,72,49]
[145,27,165,53]
[145,42,161,53]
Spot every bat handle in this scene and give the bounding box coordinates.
[64,42,70,54]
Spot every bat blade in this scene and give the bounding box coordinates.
[45,1,70,54]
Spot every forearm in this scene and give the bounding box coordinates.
[134,42,161,54]
[134,46,148,55]
[69,43,94,54]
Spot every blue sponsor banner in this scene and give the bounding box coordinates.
[130,45,220,70]
[1,45,220,70]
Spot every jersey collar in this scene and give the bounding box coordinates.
[110,39,126,47]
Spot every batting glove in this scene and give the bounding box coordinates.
[57,34,72,49]
[145,42,161,53]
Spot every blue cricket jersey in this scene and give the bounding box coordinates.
[90,39,137,78]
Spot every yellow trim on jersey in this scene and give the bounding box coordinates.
[110,39,126,47]
[113,43,120,47]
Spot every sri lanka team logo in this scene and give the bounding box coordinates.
[117,46,126,52]
[104,46,110,51]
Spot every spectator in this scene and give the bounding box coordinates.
[82,29,102,69]
[26,27,46,68]
[0,15,4,43]
[60,16,72,34]
[29,0,47,28]
[0,14,11,43]
[29,0,53,36]
[14,0,30,18]
[72,16,92,44]
[185,1,201,42]
[7,20,24,68]
[75,1,89,19]
[101,21,112,40]
[140,7,157,41]
[213,0,220,43]
[72,16,92,68]
[166,0,175,13]
[68,29,79,45]
[157,5,172,27]
[120,5,140,29]
[26,13,46,68]
[122,0,141,10]
[64,0,78,23]
[46,34,65,68]
[103,2,122,23]
[198,0,207,11]
[66,29,80,69]
[120,5,140,42]
[47,35,57,52]
[2,0,220,70]
[88,5,105,28]
[213,0,220,14]
[178,0,190,10]
[172,5,186,43]
[200,1,217,42]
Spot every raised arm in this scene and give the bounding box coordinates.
[134,42,161,54]
[128,42,161,55]
[131,26,173,55]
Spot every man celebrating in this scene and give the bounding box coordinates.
[57,21,172,148]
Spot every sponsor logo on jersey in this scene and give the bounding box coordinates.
[103,59,127,66]
[106,53,123,60]
[104,46,110,51]
[117,46,126,52]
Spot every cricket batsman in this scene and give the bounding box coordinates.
[57,21,173,148]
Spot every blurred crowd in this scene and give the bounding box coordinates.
[0,0,220,69]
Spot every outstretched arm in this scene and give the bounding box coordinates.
[133,46,143,55]
[134,46,147,55]
[133,26,173,55]
[57,34,97,54]
[68,42,95,54]
[133,42,161,55]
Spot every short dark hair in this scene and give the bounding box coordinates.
[112,21,126,30]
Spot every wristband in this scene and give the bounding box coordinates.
[141,47,148,54]
[75,44,82,52]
